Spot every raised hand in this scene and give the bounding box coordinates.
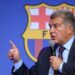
[8,41,20,63]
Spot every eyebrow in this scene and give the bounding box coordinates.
[49,23,58,26]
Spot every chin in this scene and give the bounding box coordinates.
[52,39,58,44]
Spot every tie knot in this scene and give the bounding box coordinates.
[59,46,65,53]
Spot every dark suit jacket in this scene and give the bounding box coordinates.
[12,39,75,75]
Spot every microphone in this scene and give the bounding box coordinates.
[48,39,55,56]
[49,40,59,74]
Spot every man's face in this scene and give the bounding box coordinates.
[49,17,71,45]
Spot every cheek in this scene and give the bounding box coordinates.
[56,34,62,40]
[58,28,63,31]
[56,31,64,39]
[57,30,67,40]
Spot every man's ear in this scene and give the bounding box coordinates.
[67,24,73,34]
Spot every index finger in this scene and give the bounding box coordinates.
[9,41,16,48]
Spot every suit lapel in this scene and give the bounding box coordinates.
[67,38,75,62]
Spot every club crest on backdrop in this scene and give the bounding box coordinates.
[23,3,75,62]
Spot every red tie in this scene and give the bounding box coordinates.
[54,46,65,75]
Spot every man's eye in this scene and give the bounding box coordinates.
[49,24,59,29]
[54,25,58,27]
[53,24,59,28]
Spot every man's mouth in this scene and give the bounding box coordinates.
[51,36,56,40]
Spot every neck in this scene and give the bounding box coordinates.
[58,34,74,45]
[62,34,74,45]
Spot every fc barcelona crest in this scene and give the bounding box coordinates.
[23,3,75,62]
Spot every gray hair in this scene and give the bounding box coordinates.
[50,10,75,31]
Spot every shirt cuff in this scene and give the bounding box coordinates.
[13,59,23,72]
[58,62,64,73]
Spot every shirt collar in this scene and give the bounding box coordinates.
[63,36,74,51]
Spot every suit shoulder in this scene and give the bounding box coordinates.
[38,46,52,57]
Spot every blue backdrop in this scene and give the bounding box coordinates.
[0,0,75,75]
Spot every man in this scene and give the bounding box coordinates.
[8,10,75,75]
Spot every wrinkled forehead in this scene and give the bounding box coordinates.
[49,17,63,25]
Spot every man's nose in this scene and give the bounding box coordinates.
[50,26,55,33]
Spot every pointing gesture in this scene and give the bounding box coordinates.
[8,41,20,63]
[10,41,16,48]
